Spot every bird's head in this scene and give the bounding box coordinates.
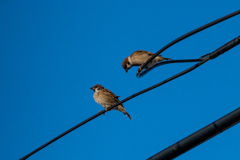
[122,57,132,73]
[90,84,104,92]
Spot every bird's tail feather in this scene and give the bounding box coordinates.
[164,57,173,60]
[124,112,132,120]
[117,105,132,120]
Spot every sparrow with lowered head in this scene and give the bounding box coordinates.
[90,84,132,120]
[122,50,172,73]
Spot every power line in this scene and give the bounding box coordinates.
[137,59,202,78]
[19,12,240,160]
[137,10,240,75]
[20,58,207,160]
[138,35,240,78]
[147,107,240,160]
[19,35,240,160]
[145,35,240,159]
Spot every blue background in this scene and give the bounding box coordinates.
[1,1,240,160]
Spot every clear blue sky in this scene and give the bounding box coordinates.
[1,1,240,160]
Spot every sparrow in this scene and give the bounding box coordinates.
[122,50,173,73]
[90,84,132,120]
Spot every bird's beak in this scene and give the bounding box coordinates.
[125,69,128,73]
[90,87,94,90]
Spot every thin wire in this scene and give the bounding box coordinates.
[137,59,202,78]
[19,13,240,160]
[19,111,105,160]
[20,35,240,159]
[19,58,209,160]
[138,34,240,78]
[137,10,240,74]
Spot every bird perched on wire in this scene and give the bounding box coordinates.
[90,84,132,120]
[122,50,172,73]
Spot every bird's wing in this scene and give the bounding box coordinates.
[102,89,120,101]
[134,50,163,57]
[132,50,151,56]
[145,51,154,56]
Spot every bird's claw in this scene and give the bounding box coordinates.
[105,106,109,112]
[137,68,141,75]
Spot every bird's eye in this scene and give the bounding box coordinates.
[127,62,130,65]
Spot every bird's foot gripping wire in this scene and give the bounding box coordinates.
[137,64,145,75]
[137,64,150,75]
[137,68,141,75]
[105,105,113,112]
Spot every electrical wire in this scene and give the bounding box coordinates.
[19,35,240,160]
[20,58,207,160]
[147,107,240,160]
[19,12,240,160]
[137,59,202,78]
[137,10,240,75]
[138,33,240,78]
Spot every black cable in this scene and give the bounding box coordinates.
[147,107,240,160]
[137,59,202,78]
[19,110,105,160]
[208,35,240,59]
[19,21,240,160]
[137,10,240,75]
[138,35,240,78]
[20,58,208,160]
